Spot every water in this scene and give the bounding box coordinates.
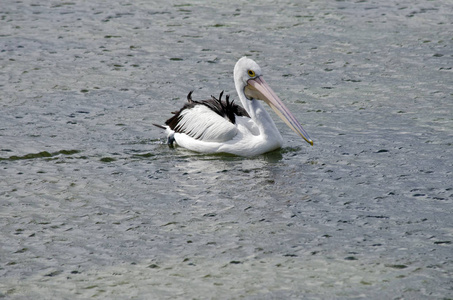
[1,0,452,298]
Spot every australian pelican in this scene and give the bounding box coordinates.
[154,57,313,156]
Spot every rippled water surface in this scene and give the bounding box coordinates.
[1,0,452,299]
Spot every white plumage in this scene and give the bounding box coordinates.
[156,57,313,156]
[174,105,237,142]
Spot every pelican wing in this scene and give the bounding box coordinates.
[166,104,238,142]
[164,92,250,143]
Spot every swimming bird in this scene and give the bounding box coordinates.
[154,57,313,156]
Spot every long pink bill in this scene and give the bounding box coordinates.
[245,76,313,146]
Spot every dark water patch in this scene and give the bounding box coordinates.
[375,149,389,153]
[45,270,63,277]
[433,241,451,245]
[7,151,52,160]
[14,248,28,254]
[203,213,217,217]
[147,264,159,269]
[100,157,117,163]
[365,215,390,219]
[344,256,358,261]
[132,152,156,159]
[283,253,298,257]
[208,24,227,28]
[413,193,426,197]
[51,2,75,8]
[0,150,81,161]
[385,264,408,269]
[279,146,302,155]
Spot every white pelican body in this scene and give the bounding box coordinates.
[156,57,313,156]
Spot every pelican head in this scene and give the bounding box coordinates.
[234,57,313,146]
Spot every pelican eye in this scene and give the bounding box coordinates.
[247,70,256,77]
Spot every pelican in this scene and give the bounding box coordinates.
[154,57,313,156]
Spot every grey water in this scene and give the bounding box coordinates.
[1,0,452,299]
